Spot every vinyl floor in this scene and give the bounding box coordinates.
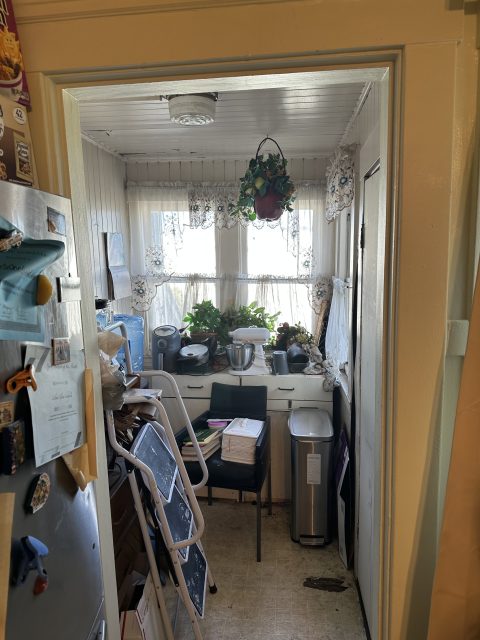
[171,500,367,640]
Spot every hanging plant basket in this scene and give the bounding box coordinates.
[229,136,296,222]
[254,190,284,221]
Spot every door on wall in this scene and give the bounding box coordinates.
[355,161,384,638]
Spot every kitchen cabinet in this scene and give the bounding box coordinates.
[151,372,332,502]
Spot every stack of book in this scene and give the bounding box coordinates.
[181,427,223,462]
[221,417,264,465]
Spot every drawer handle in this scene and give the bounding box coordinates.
[187,385,204,389]
[278,387,295,391]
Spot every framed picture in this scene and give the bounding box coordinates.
[52,337,71,365]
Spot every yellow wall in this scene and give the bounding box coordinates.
[14,1,479,639]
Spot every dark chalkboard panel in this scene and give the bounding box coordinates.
[181,543,207,618]
[131,423,178,502]
[164,485,193,561]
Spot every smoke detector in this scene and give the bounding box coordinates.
[167,93,217,126]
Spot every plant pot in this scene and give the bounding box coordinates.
[254,190,284,221]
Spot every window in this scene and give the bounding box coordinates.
[127,184,334,349]
[247,207,318,329]
[151,209,217,327]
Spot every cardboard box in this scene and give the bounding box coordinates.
[0,96,37,187]
[0,0,30,106]
[120,573,166,640]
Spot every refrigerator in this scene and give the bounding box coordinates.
[0,181,105,640]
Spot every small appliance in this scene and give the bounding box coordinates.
[227,327,270,375]
[152,325,181,372]
[225,343,255,371]
[176,343,210,374]
[287,343,309,373]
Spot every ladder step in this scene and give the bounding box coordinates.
[131,423,178,502]
[181,543,208,618]
[163,485,194,562]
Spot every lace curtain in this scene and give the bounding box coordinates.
[188,183,302,240]
[127,185,190,350]
[325,145,356,222]
[127,184,189,275]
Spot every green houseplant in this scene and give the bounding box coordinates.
[229,137,296,222]
[218,302,280,345]
[183,300,280,346]
[183,300,222,341]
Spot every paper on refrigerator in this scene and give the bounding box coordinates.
[25,345,86,467]
[0,215,64,342]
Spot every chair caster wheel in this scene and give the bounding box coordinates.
[209,584,218,594]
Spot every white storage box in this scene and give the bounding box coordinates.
[221,417,264,464]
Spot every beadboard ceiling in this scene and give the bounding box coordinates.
[78,74,371,163]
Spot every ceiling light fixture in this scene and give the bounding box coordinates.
[167,93,217,126]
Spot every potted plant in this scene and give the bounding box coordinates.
[217,302,280,345]
[229,137,296,222]
[183,300,222,345]
[275,322,315,351]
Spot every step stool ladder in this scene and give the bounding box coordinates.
[105,367,217,640]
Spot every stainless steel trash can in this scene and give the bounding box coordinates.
[289,408,334,545]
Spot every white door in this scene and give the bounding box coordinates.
[356,163,384,638]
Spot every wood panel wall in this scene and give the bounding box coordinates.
[82,139,131,314]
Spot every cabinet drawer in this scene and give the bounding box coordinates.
[242,374,331,402]
[151,372,238,398]
[175,373,239,397]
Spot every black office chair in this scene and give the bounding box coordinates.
[177,382,272,561]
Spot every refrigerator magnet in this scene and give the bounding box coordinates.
[51,337,70,365]
[46,207,66,236]
[24,473,50,514]
[0,419,26,474]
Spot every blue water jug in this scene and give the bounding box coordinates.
[112,314,145,372]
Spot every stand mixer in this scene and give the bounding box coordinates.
[227,327,270,375]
